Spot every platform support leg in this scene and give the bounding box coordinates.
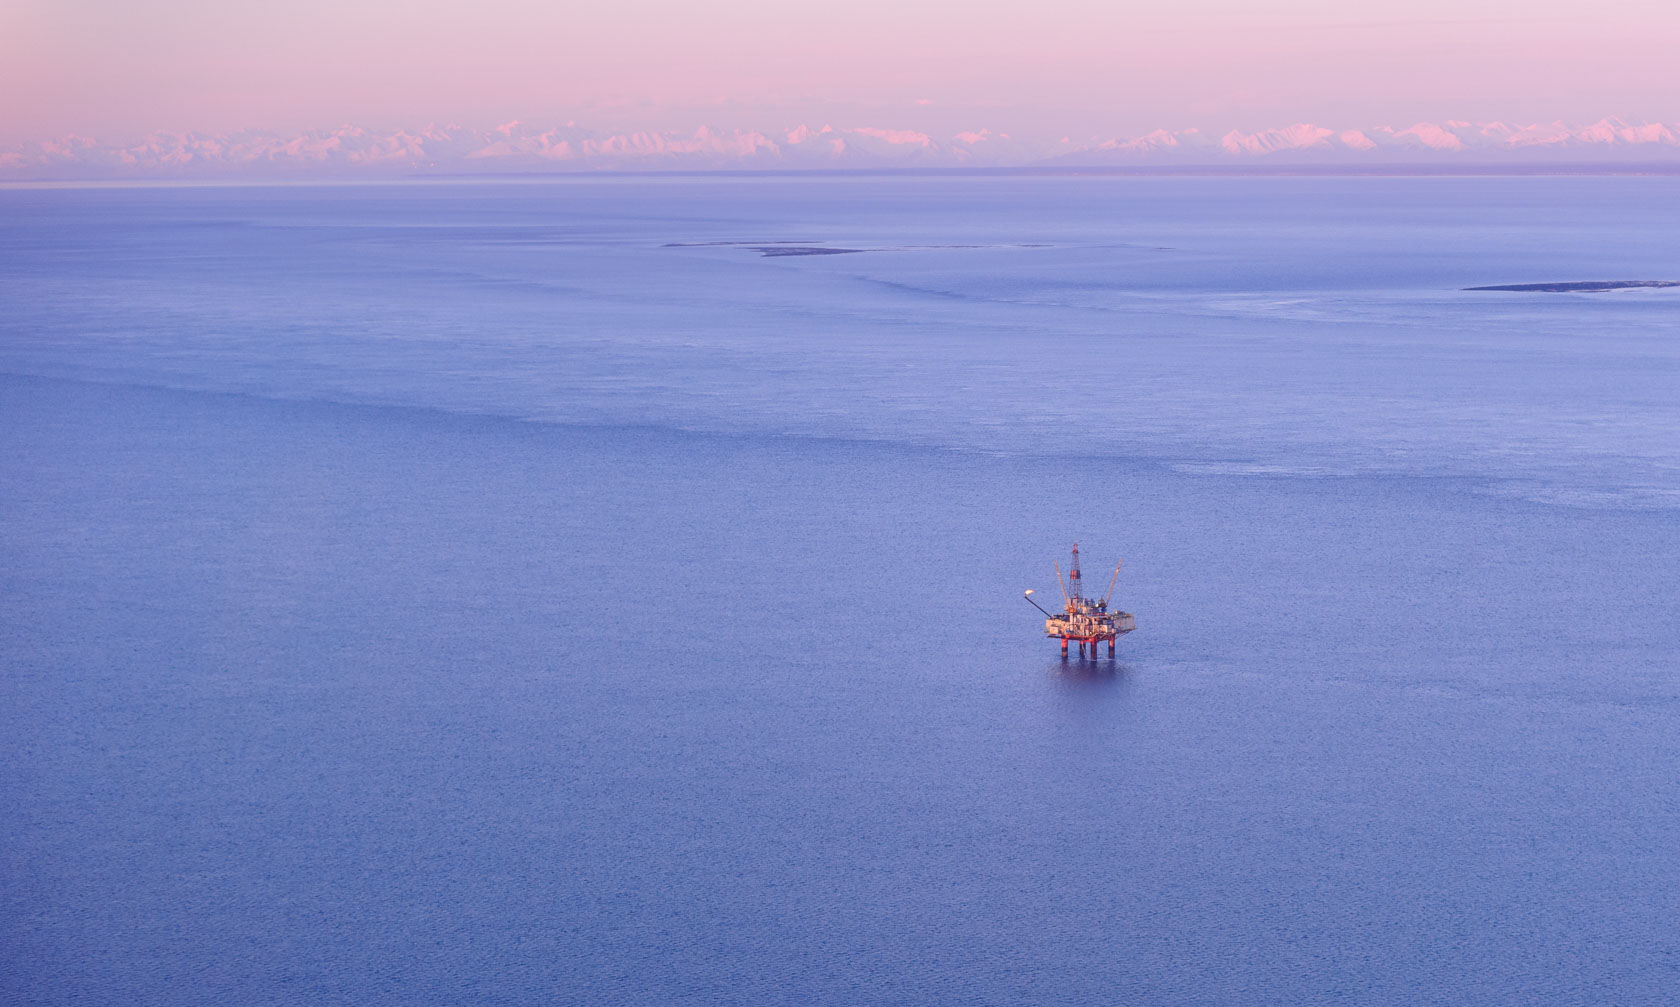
[1060,638,1068,658]
[1109,639,1115,657]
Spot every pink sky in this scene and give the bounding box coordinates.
[3,0,1677,144]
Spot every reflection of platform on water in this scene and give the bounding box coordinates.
[1025,543,1136,660]
[1053,658,1133,687]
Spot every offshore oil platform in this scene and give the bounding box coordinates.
[1024,544,1136,658]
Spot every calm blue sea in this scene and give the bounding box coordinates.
[3,177,1678,1004]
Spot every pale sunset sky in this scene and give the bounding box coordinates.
[3,0,1677,143]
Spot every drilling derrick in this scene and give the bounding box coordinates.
[1024,543,1136,659]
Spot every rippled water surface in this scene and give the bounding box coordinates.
[3,177,1678,1003]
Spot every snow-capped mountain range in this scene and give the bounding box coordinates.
[5,118,1678,178]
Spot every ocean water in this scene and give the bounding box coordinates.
[2,176,1678,1003]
